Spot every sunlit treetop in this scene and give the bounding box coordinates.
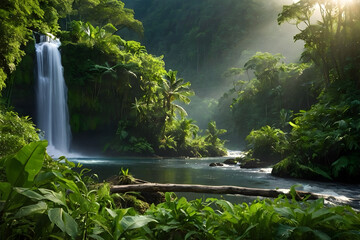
[281,0,360,86]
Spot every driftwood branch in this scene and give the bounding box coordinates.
[110,183,328,200]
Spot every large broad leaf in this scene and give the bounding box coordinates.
[48,208,65,232]
[276,224,296,239]
[38,188,66,206]
[52,171,80,193]
[5,140,47,187]
[120,215,157,231]
[214,199,235,214]
[48,208,78,238]
[15,201,47,218]
[14,187,45,201]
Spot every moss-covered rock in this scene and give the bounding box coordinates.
[240,158,263,168]
[236,151,278,168]
[113,194,150,214]
[223,158,238,165]
[107,172,165,211]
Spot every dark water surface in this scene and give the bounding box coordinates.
[69,156,360,208]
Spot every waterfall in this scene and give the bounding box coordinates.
[35,34,71,154]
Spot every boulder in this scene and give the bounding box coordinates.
[223,158,238,165]
[209,162,224,167]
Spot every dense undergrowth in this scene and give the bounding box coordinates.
[0,141,359,239]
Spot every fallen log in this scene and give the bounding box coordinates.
[110,183,328,200]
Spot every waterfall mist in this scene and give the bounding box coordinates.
[35,35,71,155]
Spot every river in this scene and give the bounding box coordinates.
[69,155,360,208]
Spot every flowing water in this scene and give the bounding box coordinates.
[35,35,71,155]
[70,155,360,208]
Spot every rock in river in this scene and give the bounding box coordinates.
[209,162,224,167]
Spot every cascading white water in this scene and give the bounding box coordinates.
[35,34,71,155]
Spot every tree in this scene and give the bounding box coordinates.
[0,0,72,91]
[71,0,143,35]
[160,70,194,120]
[205,121,227,155]
[171,118,199,149]
[244,52,283,91]
[216,52,311,145]
[278,0,360,87]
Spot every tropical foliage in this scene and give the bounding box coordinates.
[273,83,360,181]
[2,0,227,157]
[1,142,359,239]
[245,126,287,162]
[0,108,39,158]
[212,0,360,181]
[215,52,314,146]
[271,0,360,182]
[0,0,73,89]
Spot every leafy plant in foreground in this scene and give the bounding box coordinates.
[0,141,156,239]
[1,141,359,239]
[144,191,360,240]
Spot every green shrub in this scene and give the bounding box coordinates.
[277,84,360,182]
[245,125,287,161]
[0,109,39,158]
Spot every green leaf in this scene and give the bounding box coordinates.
[15,201,47,218]
[311,208,331,220]
[106,207,117,218]
[215,199,235,214]
[0,182,11,200]
[274,207,294,219]
[14,187,44,201]
[38,188,66,206]
[165,192,173,202]
[63,210,79,239]
[289,121,299,129]
[120,215,157,231]
[89,234,105,240]
[276,224,295,239]
[48,208,78,238]
[90,214,113,237]
[5,140,47,187]
[52,171,80,193]
[236,224,258,240]
[185,231,198,240]
[34,171,57,186]
[310,229,331,240]
[48,208,65,232]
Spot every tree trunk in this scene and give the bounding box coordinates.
[110,183,328,201]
